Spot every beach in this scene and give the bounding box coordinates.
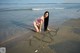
[0,12,80,53]
[0,3,80,53]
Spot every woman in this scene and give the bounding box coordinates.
[33,11,50,32]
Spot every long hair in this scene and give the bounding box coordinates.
[44,11,49,31]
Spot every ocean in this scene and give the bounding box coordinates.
[0,3,80,24]
[0,3,80,29]
[0,3,80,11]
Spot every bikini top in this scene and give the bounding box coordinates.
[36,17,43,24]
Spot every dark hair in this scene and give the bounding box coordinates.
[44,11,49,18]
[44,11,49,31]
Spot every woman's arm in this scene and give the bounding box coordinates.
[39,20,43,32]
[39,16,44,32]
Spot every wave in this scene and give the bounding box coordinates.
[54,8,64,9]
[0,8,32,12]
[0,7,65,12]
[32,8,53,10]
[32,7,64,10]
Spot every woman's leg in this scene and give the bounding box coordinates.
[37,26,41,32]
[33,21,39,32]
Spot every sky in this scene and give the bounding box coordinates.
[0,0,80,3]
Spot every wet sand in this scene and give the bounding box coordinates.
[0,17,80,53]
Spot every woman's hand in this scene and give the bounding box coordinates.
[47,28,51,31]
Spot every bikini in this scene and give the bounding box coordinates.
[36,18,43,26]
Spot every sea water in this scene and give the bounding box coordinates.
[0,3,80,43]
[0,3,80,26]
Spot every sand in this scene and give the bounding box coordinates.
[0,18,80,53]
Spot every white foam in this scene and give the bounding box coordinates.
[54,8,64,9]
[32,8,53,11]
